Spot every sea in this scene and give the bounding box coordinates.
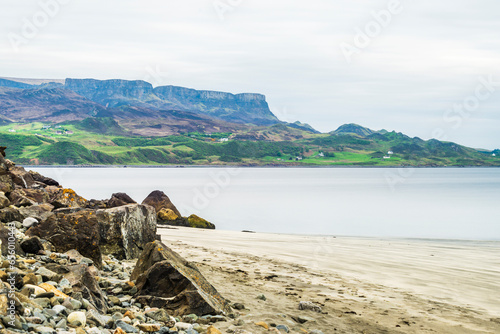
[29,167,500,240]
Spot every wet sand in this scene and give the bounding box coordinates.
[159,227,500,333]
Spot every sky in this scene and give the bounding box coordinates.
[1,0,499,149]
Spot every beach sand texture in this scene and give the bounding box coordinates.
[159,227,500,334]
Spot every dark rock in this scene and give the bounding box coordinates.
[132,241,231,316]
[0,191,10,209]
[8,188,49,207]
[8,166,35,188]
[20,237,44,254]
[19,203,54,221]
[0,207,24,224]
[142,190,182,217]
[0,174,15,193]
[96,204,157,260]
[64,264,108,314]
[107,193,136,208]
[186,214,215,229]
[26,209,102,267]
[116,319,139,333]
[29,170,60,186]
[0,223,24,257]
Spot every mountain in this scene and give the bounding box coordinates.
[331,123,376,137]
[65,78,279,125]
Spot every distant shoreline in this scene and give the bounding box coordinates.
[23,164,500,169]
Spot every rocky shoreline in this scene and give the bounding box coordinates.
[1,148,318,334]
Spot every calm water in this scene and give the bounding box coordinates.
[29,167,500,240]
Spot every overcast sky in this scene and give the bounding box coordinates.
[1,0,499,149]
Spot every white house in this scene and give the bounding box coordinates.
[383,156,391,159]
[318,152,325,157]
[219,138,229,142]
[8,129,16,133]
[388,151,394,155]
[493,153,497,157]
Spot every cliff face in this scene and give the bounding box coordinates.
[64,79,279,125]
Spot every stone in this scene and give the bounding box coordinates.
[21,284,46,296]
[291,315,314,324]
[232,303,245,310]
[115,320,139,333]
[0,207,24,225]
[157,208,178,221]
[26,209,102,267]
[132,241,231,316]
[33,298,51,308]
[276,324,289,333]
[114,328,127,334]
[0,223,24,257]
[298,301,322,313]
[142,190,182,217]
[53,304,66,315]
[96,204,157,260]
[257,294,266,301]
[309,331,324,334]
[0,191,10,208]
[107,193,136,208]
[55,318,67,329]
[255,321,269,329]
[87,309,113,328]
[207,325,222,334]
[23,273,39,286]
[29,170,60,187]
[0,174,15,193]
[68,311,87,327]
[19,204,54,222]
[44,186,87,209]
[8,166,35,188]
[35,267,60,282]
[21,237,44,254]
[137,323,161,332]
[38,283,69,299]
[64,264,108,314]
[9,188,50,207]
[175,322,193,331]
[34,326,56,334]
[145,308,172,323]
[23,217,39,228]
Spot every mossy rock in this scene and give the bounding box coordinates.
[158,208,178,221]
[186,214,215,229]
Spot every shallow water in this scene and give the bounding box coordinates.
[29,167,500,240]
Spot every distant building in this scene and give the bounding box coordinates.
[66,131,74,135]
[55,125,62,128]
[219,138,229,142]
[388,151,394,155]
[493,153,497,157]
[55,131,63,135]
[383,156,391,159]
[295,156,303,161]
[8,129,16,133]
[42,125,51,130]
[318,152,325,157]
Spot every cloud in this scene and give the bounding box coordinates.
[0,0,499,148]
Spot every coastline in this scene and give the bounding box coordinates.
[159,227,500,333]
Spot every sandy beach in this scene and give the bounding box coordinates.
[159,227,500,334]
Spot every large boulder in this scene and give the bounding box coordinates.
[26,208,102,267]
[28,170,59,186]
[0,223,24,257]
[131,241,231,316]
[186,214,215,229]
[64,264,108,314]
[18,203,54,221]
[0,192,10,209]
[8,188,49,207]
[142,190,181,217]
[0,207,24,224]
[8,166,35,188]
[107,192,136,208]
[45,186,87,208]
[96,204,157,260]
[0,174,14,193]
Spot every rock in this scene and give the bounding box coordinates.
[0,192,10,208]
[257,294,266,301]
[291,315,314,324]
[26,209,102,267]
[0,207,24,224]
[67,311,87,327]
[107,193,136,208]
[255,321,269,329]
[276,325,289,333]
[38,283,68,299]
[33,297,51,308]
[53,304,66,315]
[8,166,35,188]
[175,322,193,331]
[157,208,178,221]
[19,204,54,221]
[23,217,39,228]
[55,318,67,329]
[232,303,245,310]
[115,320,139,333]
[0,174,15,193]
[207,325,222,334]
[87,309,113,328]
[137,324,161,332]
[298,301,322,313]
[144,308,172,323]
[29,170,60,186]
[96,204,157,260]
[132,241,231,316]
[114,328,127,334]
[44,186,87,209]
[34,326,56,334]
[142,190,182,217]
[21,237,44,254]
[64,264,108,314]
[0,223,24,257]
[35,267,60,282]
[23,273,39,286]
[20,284,46,296]
[309,331,324,334]
[186,214,215,229]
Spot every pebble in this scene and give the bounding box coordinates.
[67,311,87,327]
[276,324,290,332]
[23,217,39,228]
[257,294,267,301]
[116,319,139,333]
[255,321,269,329]
[298,301,322,313]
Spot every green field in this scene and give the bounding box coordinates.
[1,121,498,167]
